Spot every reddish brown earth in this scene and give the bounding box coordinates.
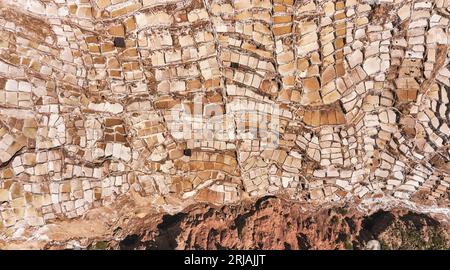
[85,197,449,250]
[2,195,447,250]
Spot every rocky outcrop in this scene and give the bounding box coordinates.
[1,195,448,250]
[99,197,450,250]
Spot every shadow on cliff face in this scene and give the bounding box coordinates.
[400,212,439,228]
[357,210,449,250]
[119,234,140,250]
[358,210,395,242]
[378,211,449,250]
[149,212,187,250]
[118,212,186,250]
[296,233,311,250]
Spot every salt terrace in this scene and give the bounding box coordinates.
[0,0,449,236]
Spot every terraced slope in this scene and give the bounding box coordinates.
[0,0,449,248]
